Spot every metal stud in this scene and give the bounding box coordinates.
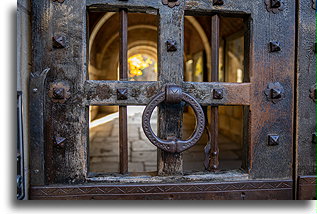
[264,82,285,104]
[52,35,66,49]
[213,0,224,6]
[269,41,281,52]
[213,89,224,99]
[264,0,284,13]
[52,88,65,100]
[117,88,128,100]
[166,40,177,52]
[268,135,279,146]
[54,136,66,148]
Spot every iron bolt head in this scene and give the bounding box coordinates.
[117,88,128,100]
[52,87,65,99]
[52,35,66,49]
[268,135,279,146]
[270,88,282,99]
[162,0,180,8]
[271,0,281,8]
[270,41,281,52]
[54,136,66,148]
[213,89,224,99]
[312,133,316,144]
[213,0,224,6]
[166,40,177,52]
[32,88,38,93]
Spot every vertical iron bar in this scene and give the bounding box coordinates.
[119,9,128,174]
[209,14,220,171]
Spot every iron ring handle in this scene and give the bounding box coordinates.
[142,86,205,153]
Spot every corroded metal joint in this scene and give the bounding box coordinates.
[165,85,182,104]
[48,81,71,103]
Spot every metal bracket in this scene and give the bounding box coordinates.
[162,0,180,8]
[264,82,285,104]
[264,0,285,14]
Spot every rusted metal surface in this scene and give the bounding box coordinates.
[206,14,220,172]
[30,180,292,200]
[142,85,205,153]
[296,0,316,177]
[85,80,251,106]
[29,68,50,186]
[162,0,180,8]
[297,176,316,200]
[119,9,128,174]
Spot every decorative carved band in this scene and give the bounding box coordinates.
[30,180,292,200]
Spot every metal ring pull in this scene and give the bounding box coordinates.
[142,85,205,153]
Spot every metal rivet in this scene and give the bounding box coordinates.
[213,0,224,6]
[52,35,66,49]
[271,88,282,99]
[166,40,177,52]
[264,82,285,104]
[312,133,316,144]
[117,88,128,100]
[32,88,38,93]
[264,0,284,13]
[213,89,223,99]
[270,41,281,52]
[52,88,65,99]
[268,135,279,146]
[54,136,66,148]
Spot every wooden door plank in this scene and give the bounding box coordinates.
[296,0,316,177]
[31,0,88,184]
[157,3,185,175]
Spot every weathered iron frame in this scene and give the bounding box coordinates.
[27,0,314,200]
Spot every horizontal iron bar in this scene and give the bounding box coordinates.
[84,80,251,106]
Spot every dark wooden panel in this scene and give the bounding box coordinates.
[157,2,185,175]
[297,176,316,200]
[296,0,316,176]
[85,80,251,106]
[246,0,295,179]
[31,0,88,184]
[30,180,293,200]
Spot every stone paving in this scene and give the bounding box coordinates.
[89,106,242,173]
